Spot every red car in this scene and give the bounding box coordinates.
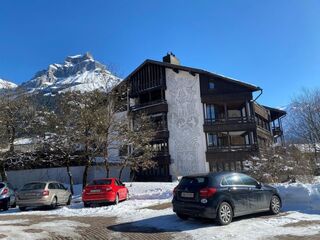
[82,178,129,207]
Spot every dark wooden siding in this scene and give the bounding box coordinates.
[200,74,253,102]
[129,64,166,98]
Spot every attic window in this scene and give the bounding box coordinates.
[208,80,215,89]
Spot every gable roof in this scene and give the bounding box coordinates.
[125,59,261,92]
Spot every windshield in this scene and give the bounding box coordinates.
[21,182,46,191]
[89,179,112,186]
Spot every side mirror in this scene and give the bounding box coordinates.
[256,182,262,189]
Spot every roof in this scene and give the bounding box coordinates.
[263,106,287,121]
[125,59,261,92]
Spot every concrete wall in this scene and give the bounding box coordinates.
[165,68,209,180]
[6,165,130,189]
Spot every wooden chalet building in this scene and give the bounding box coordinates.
[123,53,286,181]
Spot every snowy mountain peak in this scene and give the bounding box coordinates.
[21,53,120,94]
[0,78,17,89]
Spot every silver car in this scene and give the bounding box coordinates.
[17,181,72,211]
[0,182,17,211]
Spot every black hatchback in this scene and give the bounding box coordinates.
[172,172,281,225]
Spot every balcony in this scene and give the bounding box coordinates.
[272,127,283,137]
[207,144,258,153]
[129,100,168,114]
[204,116,256,132]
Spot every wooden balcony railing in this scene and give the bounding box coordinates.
[207,144,258,152]
[129,99,167,111]
[272,127,283,136]
[204,116,255,125]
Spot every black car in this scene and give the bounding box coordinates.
[172,172,281,225]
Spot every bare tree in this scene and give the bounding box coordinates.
[246,145,314,183]
[0,90,34,181]
[116,113,157,181]
[286,88,320,170]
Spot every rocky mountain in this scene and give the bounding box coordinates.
[20,52,121,95]
[0,78,17,89]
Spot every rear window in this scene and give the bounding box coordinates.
[22,183,46,191]
[179,177,208,188]
[0,183,5,189]
[89,179,112,186]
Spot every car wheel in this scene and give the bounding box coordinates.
[11,200,17,208]
[66,196,72,206]
[114,194,119,205]
[19,206,27,211]
[176,213,189,220]
[83,202,90,208]
[270,195,281,215]
[3,199,10,211]
[217,202,233,225]
[51,197,58,209]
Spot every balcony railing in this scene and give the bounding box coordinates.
[207,144,258,152]
[129,99,167,111]
[204,116,255,125]
[272,127,283,136]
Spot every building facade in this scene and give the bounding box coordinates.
[125,53,286,181]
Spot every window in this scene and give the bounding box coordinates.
[22,182,46,190]
[205,104,215,120]
[48,183,56,189]
[179,177,208,188]
[89,179,112,186]
[221,174,244,186]
[208,80,215,89]
[207,133,218,147]
[240,175,258,186]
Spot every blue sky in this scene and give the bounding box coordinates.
[0,0,319,108]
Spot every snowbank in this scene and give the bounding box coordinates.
[275,183,320,213]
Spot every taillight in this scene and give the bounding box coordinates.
[1,188,9,195]
[199,187,217,198]
[105,187,112,192]
[42,190,50,196]
[173,187,178,196]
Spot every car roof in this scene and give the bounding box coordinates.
[183,171,241,179]
[92,178,116,181]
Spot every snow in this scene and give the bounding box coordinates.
[0,219,88,240]
[21,53,121,94]
[0,181,319,239]
[0,78,17,89]
[13,138,33,145]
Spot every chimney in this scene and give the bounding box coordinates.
[163,52,180,65]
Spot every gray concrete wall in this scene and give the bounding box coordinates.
[6,165,130,189]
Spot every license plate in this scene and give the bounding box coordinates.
[26,193,36,196]
[181,192,194,198]
[90,189,101,193]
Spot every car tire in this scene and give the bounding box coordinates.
[11,200,17,208]
[67,196,72,206]
[216,202,233,226]
[19,206,27,211]
[114,194,119,205]
[176,213,189,220]
[3,199,10,211]
[51,197,58,209]
[270,195,281,215]
[84,202,90,208]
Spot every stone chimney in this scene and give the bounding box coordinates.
[163,52,180,65]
